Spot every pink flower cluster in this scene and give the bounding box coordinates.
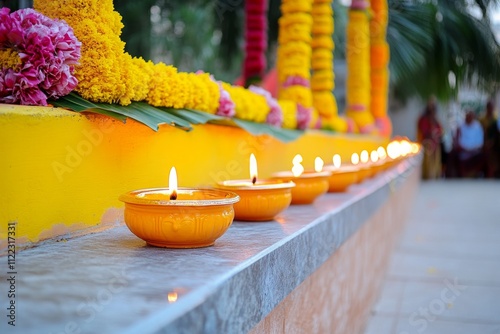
[296,103,312,130]
[249,85,283,127]
[217,84,236,118]
[0,8,81,105]
[282,76,310,88]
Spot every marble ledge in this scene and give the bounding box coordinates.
[0,155,422,334]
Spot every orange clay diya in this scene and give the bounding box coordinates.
[323,154,359,192]
[120,167,239,248]
[369,149,385,175]
[216,154,295,221]
[271,155,331,205]
[349,152,370,183]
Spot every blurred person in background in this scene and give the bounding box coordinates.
[479,100,499,178]
[417,96,443,179]
[455,110,485,177]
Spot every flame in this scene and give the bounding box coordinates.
[332,154,341,168]
[370,150,379,163]
[169,167,177,200]
[360,150,369,164]
[411,143,420,154]
[249,153,258,184]
[292,154,304,177]
[351,153,359,165]
[167,292,178,303]
[387,141,401,159]
[377,146,387,160]
[314,157,324,172]
[400,140,411,157]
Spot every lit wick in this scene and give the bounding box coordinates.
[250,153,258,185]
[169,166,178,200]
[170,191,177,201]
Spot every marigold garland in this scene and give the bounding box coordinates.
[309,0,347,131]
[34,0,151,105]
[345,5,376,134]
[277,0,314,130]
[34,0,280,127]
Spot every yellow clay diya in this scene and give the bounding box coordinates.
[120,167,240,248]
[271,155,331,205]
[216,154,295,221]
[323,154,359,192]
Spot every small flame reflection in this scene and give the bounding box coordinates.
[168,292,178,303]
[332,154,341,168]
[314,157,324,172]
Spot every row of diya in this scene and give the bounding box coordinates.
[119,139,420,249]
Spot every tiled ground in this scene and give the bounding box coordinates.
[364,180,500,334]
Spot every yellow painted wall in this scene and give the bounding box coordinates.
[0,104,385,248]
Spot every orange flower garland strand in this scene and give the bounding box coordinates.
[345,1,376,134]
[370,0,392,137]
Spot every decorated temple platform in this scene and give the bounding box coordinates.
[0,144,420,333]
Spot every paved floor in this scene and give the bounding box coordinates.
[364,180,500,334]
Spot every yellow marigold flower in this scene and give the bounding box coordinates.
[196,73,220,114]
[35,0,134,105]
[311,36,334,50]
[279,23,313,44]
[277,66,311,83]
[313,91,337,117]
[312,70,334,82]
[312,49,333,61]
[278,99,298,129]
[224,85,269,123]
[321,115,348,132]
[277,55,312,69]
[0,49,21,70]
[311,58,333,71]
[146,63,179,107]
[311,3,333,16]
[278,13,313,27]
[311,19,333,35]
[347,111,375,129]
[309,107,319,128]
[279,86,312,108]
[277,42,312,58]
[131,58,156,102]
[281,1,313,14]
[311,79,334,91]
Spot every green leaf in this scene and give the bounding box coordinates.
[52,93,303,142]
[131,102,192,131]
[231,118,302,142]
[51,95,127,122]
[161,108,225,124]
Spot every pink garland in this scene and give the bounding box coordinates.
[0,8,81,106]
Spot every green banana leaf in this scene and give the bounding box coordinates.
[52,93,303,142]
